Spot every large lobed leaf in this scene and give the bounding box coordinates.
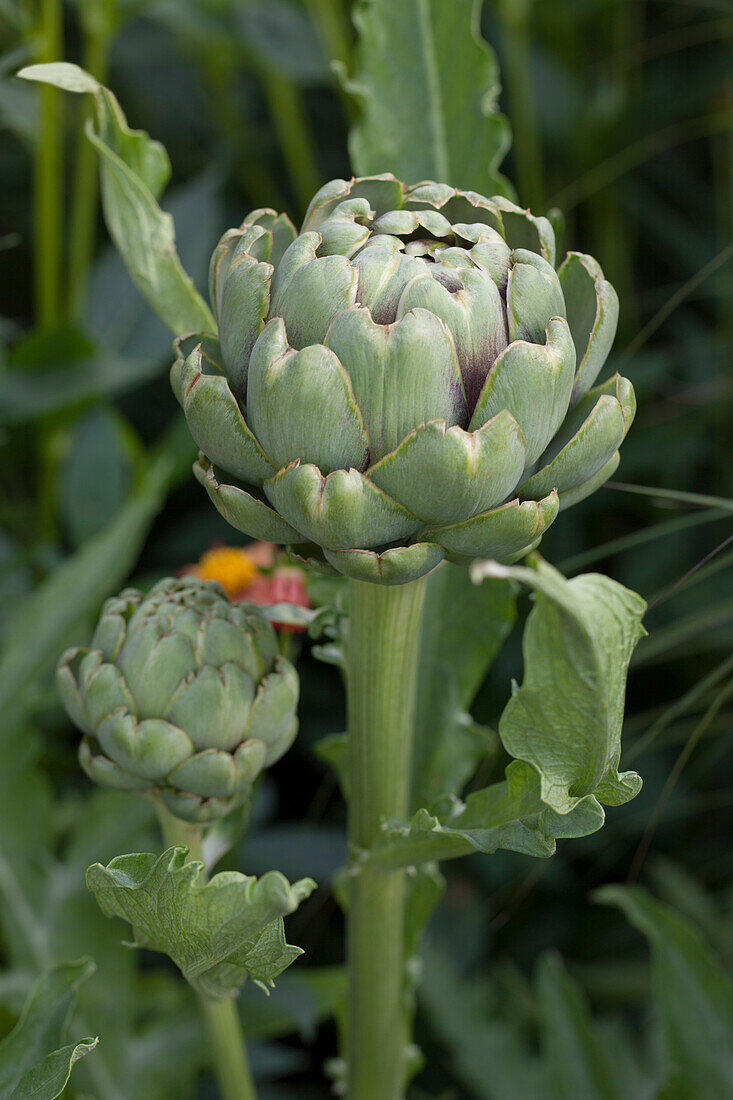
[86,847,316,1000]
[343,0,512,195]
[17,63,214,337]
[0,960,97,1100]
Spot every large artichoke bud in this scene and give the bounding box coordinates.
[172,175,634,585]
[56,577,298,822]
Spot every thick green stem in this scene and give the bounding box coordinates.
[34,0,64,327]
[496,0,544,211]
[68,6,112,316]
[346,576,428,1100]
[197,998,257,1100]
[262,72,321,216]
[156,803,257,1100]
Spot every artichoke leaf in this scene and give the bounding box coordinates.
[324,306,467,460]
[470,317,576,466]
[86,848,316,998]
[506,250,566,343]
[244,656,300,765]
[559,251,619,404]
[95,712,193,783]
[216,250,273,397]
[193,458,304,545]
[519,375,635,499]
[421,492,558,561]
[171,341,275,487]
[264,462,421,550]
[323,543,445,585]
[247,319,370,474]
[367,412,526,526]
[492,196,556,266]
[596,885,733,1100]
[268,239,358,349]
[396,264,508,408]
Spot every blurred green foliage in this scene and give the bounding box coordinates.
[0,0,731,1096]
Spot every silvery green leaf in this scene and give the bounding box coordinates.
[17,63,214,336]
[0,959,97,1100]
[86,847,316,999]
[343,0,512,196]
[472,556,645,814]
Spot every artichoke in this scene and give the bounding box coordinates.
[56,577,298,822]
[172,175,634,585]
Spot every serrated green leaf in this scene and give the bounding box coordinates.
[0,959,96,1100]
[473,556,645,813]
[17,63,214,336]
[86,847,316,1000]
[367,761,605,870]
[596,886,733,1100]
[344,0,512,194]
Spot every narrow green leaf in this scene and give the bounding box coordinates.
[473,556,645,813]
[344,0,512,194]
[597,886,733,1100]
[86,847,316,1000]
[0,959,97,1100]
[537,953,623,1100]
[17,63,214,336]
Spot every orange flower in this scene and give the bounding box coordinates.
[192,545,259,598]
[184,542,311,632]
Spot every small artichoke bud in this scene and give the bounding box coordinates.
[57,577,299,823]
[172,176,635,585]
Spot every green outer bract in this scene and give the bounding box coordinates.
[171,175,633,584]
[56,577,299,822]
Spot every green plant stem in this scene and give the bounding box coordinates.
[68,7,112,316]
[197,997,258,1100]
[305,0,352,69]
[495,0,544,210]
[34,0,64,327]
[156,803,258,1100]
[262,72,321,216]
[346,575,428,1100]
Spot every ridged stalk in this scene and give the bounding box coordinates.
[346,576,428,1100]
[34,0,64,326]
[156,804,257,1100]
[68,4,112,315]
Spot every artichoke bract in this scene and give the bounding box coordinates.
[57,577,298,823]
[172,175,634,585]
